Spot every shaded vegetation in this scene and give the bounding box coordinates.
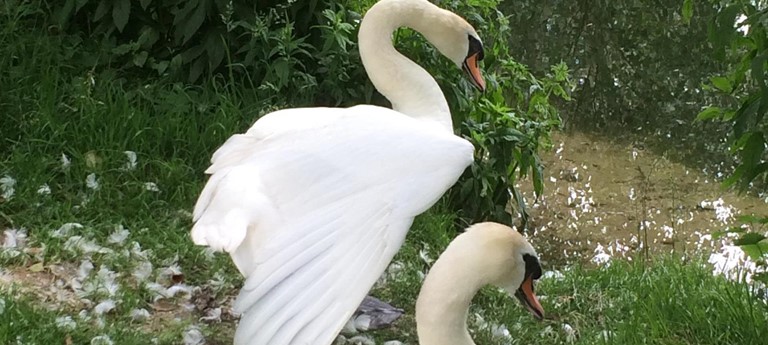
[3,0,573,227]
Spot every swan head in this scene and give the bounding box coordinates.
[420,11,486,91]
[465,222,544,320]
[510,253,545,320]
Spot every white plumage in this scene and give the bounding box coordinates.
[190,0,487,344]
[192,106,473,344]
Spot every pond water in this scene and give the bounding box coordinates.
[517,131,767,279]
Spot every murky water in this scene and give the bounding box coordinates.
[517,131,767,277]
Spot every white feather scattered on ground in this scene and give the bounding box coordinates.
[418,245,434,265]
[55,315,77,330]
[64,236,113,255]
[182,326,205,345]
[562,323,577,343]
[541,270,565,280]
[130,308,150,321]
[51,223,83,238]
[60,153,71,170]
[2,229,27,249]
[90,335,114,345]
[94,299,116,315]
[37,184,51,195]
[86,173,100,190]
[199,307,222,322]
[123,151,137,170]
[0,175,15,200]
[107,225,130,245]
[132,260,153,283]
[144,182,160,192]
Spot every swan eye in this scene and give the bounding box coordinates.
[522,253,542,280]
[467,35,484,61]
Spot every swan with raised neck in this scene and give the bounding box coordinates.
[358,0,485,132]
[191,1,488,344]
[415,222,544,345]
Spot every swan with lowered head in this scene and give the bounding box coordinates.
[190,0,486,344]
[416,222,544,345]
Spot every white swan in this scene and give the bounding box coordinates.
[190,0,486,344]
[416,222,544,345]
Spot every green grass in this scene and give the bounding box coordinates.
[2,4,767,345]
[2,246,766,345]
[367,249,768,345]
[0,289,184,344]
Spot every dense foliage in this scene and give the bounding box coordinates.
[694,0,768,191]
[29,0,572,226]
[690,0,768,284]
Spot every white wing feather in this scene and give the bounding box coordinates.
[191,105,473,345]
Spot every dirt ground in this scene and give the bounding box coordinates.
[519,131,767,265]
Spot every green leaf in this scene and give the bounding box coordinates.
[188,57,206,83]
[204,31,225,71]
[75,0,88,13]
[111,42,137,55]
[734,232,766,246]
[732,95,760,138]
[93,1,110,22]
[736,214,768,224]
[180,1,207,44]
[56,0,75,28]
[682,0,693,25]
[740,244,762,260]
[740,162,768,190]
[753,272,768,284]
[169,54,183,71]
[714,226,747,239]
[137,27,160,48]
[695,106,722,121]
[722,165,744,189]
[709,5,740,59]
[741,131,765,168]
[739,240,768,260]
[112,0,131,32]
[751,51,767,89]
[133,51,148,67]
[150,60,170,75]
[710,76,732,93]
[140,0,152,10]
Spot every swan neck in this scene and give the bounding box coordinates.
[358,0,453,132]
[415,253,485,345]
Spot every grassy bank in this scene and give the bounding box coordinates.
[1,247,766,345]
[2,5,767,345]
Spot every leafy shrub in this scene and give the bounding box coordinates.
[47,0,571,228]
[52,0,359,105]
[692,0,768,288]
[387,0,572,226]
[694,1,768,192]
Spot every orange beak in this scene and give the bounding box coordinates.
[514,276,544,320]
[462,52,486,92]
